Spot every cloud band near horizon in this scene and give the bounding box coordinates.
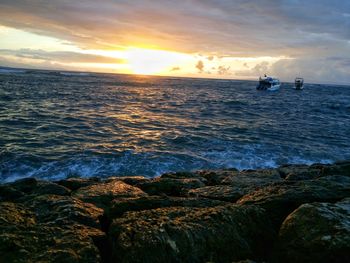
[0,0,349,83]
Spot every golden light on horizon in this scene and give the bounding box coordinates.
[0,25,293,78]
[124,48,190,75]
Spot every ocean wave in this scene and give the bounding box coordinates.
[0,149,339,183]
[1,72,350,183]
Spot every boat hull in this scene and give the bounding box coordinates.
[257,84,280,91]
[294,85,304,90]
[267,84,280,91]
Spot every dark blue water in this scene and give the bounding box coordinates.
[1,69,350,182]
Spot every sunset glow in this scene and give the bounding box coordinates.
[0,1,349,83]
[124,48,190,75]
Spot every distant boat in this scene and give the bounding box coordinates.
[294,77,304,90]
[256,75,280,91]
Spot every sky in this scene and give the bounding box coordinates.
[0,0,349,84]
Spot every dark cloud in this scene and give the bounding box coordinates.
[0,1,349,56]
[196,60,204,72]
[0,49,125,64]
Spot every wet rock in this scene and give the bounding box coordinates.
[136,177,205,196]
[238,175,350,226]
[73,180,147,208]
[275,198,350,263]
[109,204,275,263]
[106,195,227,219]
[56,177,100,191]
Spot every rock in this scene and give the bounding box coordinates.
[105,195,227,219]
[73,180,147,209]
[277,164,323,180]
[0,185,24,201]
[160,171,208,184]
[0,201,104,263]
[33,181,71,196]
[160,170,243,186]
[56,177,100,191]
[195,169,239,185]
[221,169,282,186]
[232,260,257,263]
[188,169,282,202]
[0,224,104,263]
[238,175,350,226]
[136,177,205,196]
[188,185,246,202]
[7,177,71,197]
[275,198,350,263]
[8,177,38,193]
[323,160,350,177]
[0,202,35,226]
[109,204,275,263]
[111,176,149,186]
[1,161,349,262]
[25,194,104,228]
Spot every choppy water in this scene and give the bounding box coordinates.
[1,69,350,182]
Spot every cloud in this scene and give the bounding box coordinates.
[0,49,125,64]
[196,60,204,72]
[0,1,349,56]
[235,61,270,77]
[207,56,214,61]
[270,57,350,84]
[0,1,349,82]
[217,65,230,75]
[171,66,180,71]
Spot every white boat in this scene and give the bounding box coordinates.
[256,75,281,91]
[294,77,304,90]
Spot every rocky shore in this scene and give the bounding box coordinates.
[1,161,349,262]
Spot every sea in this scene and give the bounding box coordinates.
[1,69,350,183]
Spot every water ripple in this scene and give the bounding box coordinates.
[1,72,350,182]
